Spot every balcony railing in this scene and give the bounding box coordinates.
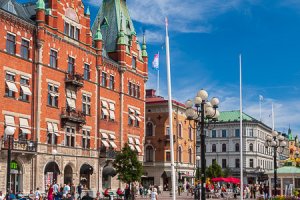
[99,147,116,159]
[65,73,84,88]
[61,107,86,126]
[1,139,37,153]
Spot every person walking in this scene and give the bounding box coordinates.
[48,184,54,200]
[35,188,41,200]
[77,183,82,200]
[150,188,158,200]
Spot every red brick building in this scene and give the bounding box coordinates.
[0,0,147,193]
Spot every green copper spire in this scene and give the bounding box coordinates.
[94,23,102,41]
[36,0,45,10]
[288,127,294,141]
[142,33,147,57]
[86,6,90,16]
[117,13,126,45]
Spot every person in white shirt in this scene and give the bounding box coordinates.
[151,188,158,200]
[0,191,5,200]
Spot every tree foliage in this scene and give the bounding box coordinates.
[206,160,224,178]
[223,167,233,177]
[113,143,143,183]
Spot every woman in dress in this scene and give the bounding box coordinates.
[47,184,54,200]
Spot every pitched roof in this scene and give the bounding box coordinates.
[217,110,257,123]
[0,0,35,23]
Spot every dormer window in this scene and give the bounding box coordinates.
[64,22,80,40]
[6,1,16,14]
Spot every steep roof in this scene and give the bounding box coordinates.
[0,0,36,23]
[218,110,258,123]
[92,0,143,60]
[288,128,294,141]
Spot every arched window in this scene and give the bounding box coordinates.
[249,143,253,152]
[235,143,240,152]
[188,126,192,140]
[178,124,182,138]
[146,122,153,136]
[145,146,154,162]
[212,144,216,152]
[222,144,226,152]
[188,148,192,163]
[178,146,182,162]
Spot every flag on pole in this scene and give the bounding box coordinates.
[259,95,264,101]
[152,53,159,70]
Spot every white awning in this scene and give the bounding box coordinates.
[109,134,116,140]
[20,85,32,95]
[102,140,109,147]
[135,110,141,115]
[101,132,109,139]
[128,144,135,151]
[5,115,15,126]
[54,132,60,136]
[101,100,108,108]
[53,123,59,133]
[71,90,76,99]
[129,115,135,120]
[128,137,134,144]
[67,98,76,108]
[109,141,117,149]
[20,128,31,134]
[136,116,141,122]
[66,89,72,98]
[135,145,142,153]
[102,108,109,116]
[109,102,115,111]
[129,108,135,113]
[135,138,140,145]
[50,92,59,97]
[47,122,54,133]
[19,118,29,128]
[109,111,115,120]
[6,81,18,92]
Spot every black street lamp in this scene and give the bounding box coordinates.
[5,126,15,197]
[185,89,220,200]
[264,131,286,197]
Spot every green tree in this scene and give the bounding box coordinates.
[113,143,143,184]
[223,167,233,177]
[206,160,224,179]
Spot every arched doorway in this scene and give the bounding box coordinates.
[64,165,73,184]
[80,164,93,190]
[10,160,22,194]
[44,161,60,189]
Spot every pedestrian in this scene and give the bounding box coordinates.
[150,188,158,200]
[0,191,4,200]
[48,184,54,200]
[186,182,190,196]
[70,183,75,200]
[77,183,82,200]
[124,183,130,200]
[35,188,41,200]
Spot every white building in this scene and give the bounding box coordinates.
[200,110,289,184]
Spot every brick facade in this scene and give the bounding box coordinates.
[0,0,147,194]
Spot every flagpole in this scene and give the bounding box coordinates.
[165,17,176,200]
[239,54,243,200]
[157,52,160,96]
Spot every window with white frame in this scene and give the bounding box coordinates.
[19,76,31,102]
[19,118,31,140]
[134,110,141,127]
[82,129,90,149]
[101,100,109,120]
[5,71,17,98]
[65,126,75,147]
[128,108,135,125]
[109,75,114,90]
[66,89,76,109]
[68,56,75,74]
[21,39,29,59]
[50,49,58,68]
[47,122,59,145]
[6,33,15,55]
[108,134,117,149]
[84,64,90,80]
[47,84,59,107]
[108,102,115,121]
[64,22,80,40]
[101,72,107,87]
[82,94,91,115]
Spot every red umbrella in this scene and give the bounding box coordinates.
[211,177,227,182]
[225,177,240,184]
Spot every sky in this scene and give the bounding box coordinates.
[20,0,300,135]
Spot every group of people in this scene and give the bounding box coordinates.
[244,184,269,199]
[46,182,84,200]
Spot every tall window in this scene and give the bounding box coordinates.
[6,33,15,55]
[50,50,58,68]
[212,144,216,152]
[178,146,182,162]
[47,122,58,145]
[166,127,170,135]
[132,56,136,69]
[235,159,240,168]
[248,129,254,137]
[145,146,154,162]
[166,152,171,161]
[83,64,90,80]
[222,144,226,152]
[188,126,192,140]
[178,124,182,138]
[21,39,29,59]
[68,57,75,74]
[137,85,140,98]
[132,84,136,97]
[128,82,132,95]
[64,22,80,40]
[249,143,254,152]
[222,159,227,168]
[19,77,30,101]
[101,72,107,87]
[188,148,192,163]
[82,94,91,115]
[47,84,59,107]
[5,72,16,98]
[82,129,90,149]
[235,143,240,152]
[235,129,240,137]
[222,130,226,138]
[146,122,153,136]
[109,75,114,90]
[249,159,254,168]
[212,130,216,138]
[65,127,75,147]
[64,22,70,35]
[134,110,140,127]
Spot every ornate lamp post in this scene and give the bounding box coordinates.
[264,131,287,197]
[5,126,15,196]
[185,89,220,200]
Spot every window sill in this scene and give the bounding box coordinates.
[47,105,59,109]
[19,99,30,103]
[4,95,16,100]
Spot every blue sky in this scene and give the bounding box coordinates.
[20,0,300,135]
